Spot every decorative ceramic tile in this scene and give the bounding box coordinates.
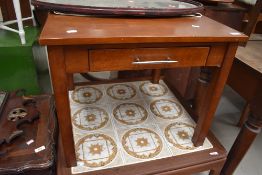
[109,100,156,128]
[72,86,103,104]
[165,122,196,150]
[76,133,117,167]
[70,80,213,174]
[134,80,175,100]
[158,121,213,155]
[72,106,110,131]
[69,84,106,107]
[142,97,193,125]
[116,124,172,165]
[71,105,114,134]
[150,99,183,119]
[113,103,148,125]
[71,130,124,174]
[139,81,168,97]
[122,128,162,159]
[106,83,136,100]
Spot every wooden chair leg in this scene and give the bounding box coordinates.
[152,69,161,84]
[221,118,261,175]
[222,88,262,175]
[237,103,250,127]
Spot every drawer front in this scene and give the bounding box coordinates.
[89,47,210,71]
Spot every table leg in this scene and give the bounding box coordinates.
[209,159,225,175]
[221,88,262,175]
[152,69,161,84]
[221,120,260,175]
[192,43,238,146]
[47,46,77,167]
[237,103,250,127]
[67,74,75,90]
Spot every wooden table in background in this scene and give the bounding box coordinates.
[39,14,247,174]
[222,40,262,175]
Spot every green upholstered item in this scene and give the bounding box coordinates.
[0,26,41,95]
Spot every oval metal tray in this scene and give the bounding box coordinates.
[32,0,204,17]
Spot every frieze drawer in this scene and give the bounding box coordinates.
[89,47,210,71]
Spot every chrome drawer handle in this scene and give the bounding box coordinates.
[132,57,178,65]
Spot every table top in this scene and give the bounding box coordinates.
[236,40,262,74]
[39,14,247,45]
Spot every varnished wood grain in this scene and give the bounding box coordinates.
[39,13,247,169]
[192,43,239,146]
[65,46,90,73]
[236,41,262,74]
[67,74,74,90]
[205,45,226,67]
[39,14,247,45]
[221,88,262,175]
[204,3,245,32]
[227,59,260,101]
[0,95,57,174]
[89,47,209,71]
[47,46,76,166]
[164,68,200,100]
[152,69,162,84]
[237,103,250,127]
[222,41,262,175]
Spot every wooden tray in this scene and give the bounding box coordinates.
[0,95,58,175]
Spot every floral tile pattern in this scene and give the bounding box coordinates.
[70,80,213,174]
[69,84,106,107]
[72,106,109,131]
[165,122,196,150]
[116,124,172,165]
[139,81,168,97]
[150,99,183,119]
[72,86,103,104]
[113,102,148,125]
[122,127,163,159]
[75,133,117,167]
[107,84,136,100]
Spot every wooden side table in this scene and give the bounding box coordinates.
[39,14,247,170]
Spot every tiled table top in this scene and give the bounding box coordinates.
[68,80,213,174]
